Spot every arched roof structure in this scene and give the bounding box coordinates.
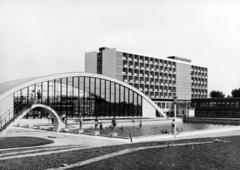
[0,72,166,118]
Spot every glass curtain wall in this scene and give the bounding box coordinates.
[14,76,143,117]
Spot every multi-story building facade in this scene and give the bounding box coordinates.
[85,47,208,116]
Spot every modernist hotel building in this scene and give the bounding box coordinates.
[85,47,208,116]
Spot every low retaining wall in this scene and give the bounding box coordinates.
[183,117,240,125]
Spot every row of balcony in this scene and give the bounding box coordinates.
[192,94,208,99]
[192,83,208,87]
[192,68,207,72]
[191,72,208,77]
[124,79,176,86]
[142,89,174,93]
[123,71,176,78]
[123,72,176,79]
[146,92,177,99]
[123,60,176,67]
[191,79,208,83]
[192,81,208,85]
[137,86,176,91]
[125,79,176,84]
[122,54,176,66]
[130,84,176,92]
[192,88,208,93]
[192,83,208,88]
[192,65,207,71]
[123,65,176,73]
[128,81,176,88]
[123,61,176,68]
[123,76,176,82]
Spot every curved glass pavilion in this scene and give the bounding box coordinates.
[0,72,166,128]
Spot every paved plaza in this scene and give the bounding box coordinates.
[4,118,240,147]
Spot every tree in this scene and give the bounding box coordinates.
[210,90,225,98]
[231,88,240,98]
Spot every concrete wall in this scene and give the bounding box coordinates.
[85,51,97,73]
[116,52,123,81]
[102,48,117,78]
[0,94,14,120]
[142,98,156,118]
[176,62,191,100]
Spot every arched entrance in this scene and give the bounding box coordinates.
[29,104,65,132]
[2,104,65,135]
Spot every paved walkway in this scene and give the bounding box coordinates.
[0,145,87,161]
[132,126,240,143]
[5,123,240,147]
[4,127,128,147]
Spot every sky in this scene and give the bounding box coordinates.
[0,0,240,96]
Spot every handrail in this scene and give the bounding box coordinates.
[1,102,29,117]
[0,103,32,129]
[0,101,55,130]
[0,108,13,120]
[0,108,13,128]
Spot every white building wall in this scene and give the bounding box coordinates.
[102,48,117,78]
[142,99,156,118]
[176,62,191,100]
[85,51,97,73]
[116,52,123,81]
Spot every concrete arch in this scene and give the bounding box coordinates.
[3,104,65,134]
[0,72,166,118]
[29,104,65,132]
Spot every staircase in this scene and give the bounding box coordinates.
[0,104,31,135]
[0,103,65,135]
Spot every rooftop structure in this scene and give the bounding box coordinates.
[167,56,192,63]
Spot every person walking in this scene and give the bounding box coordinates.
[64,116,68,127]
[94,117,99,129]
[37,90,41,103]
[112,116,117,129]
[171,119,175,134]
[62,113,66,122]
[139,119,143,127]
[99,121,103,130]
[79,114,83,129]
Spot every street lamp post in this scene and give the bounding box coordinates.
[173,96,177,140]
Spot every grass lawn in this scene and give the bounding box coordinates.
[1,136,240,169]
[79,137,240,170]
[0,136,53,149]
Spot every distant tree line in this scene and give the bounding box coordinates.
[231,88,240,98]
[210,90,225,98]
[209,88,240,98]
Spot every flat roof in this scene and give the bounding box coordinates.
[94,47,207,68]
[167,56,192,63]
